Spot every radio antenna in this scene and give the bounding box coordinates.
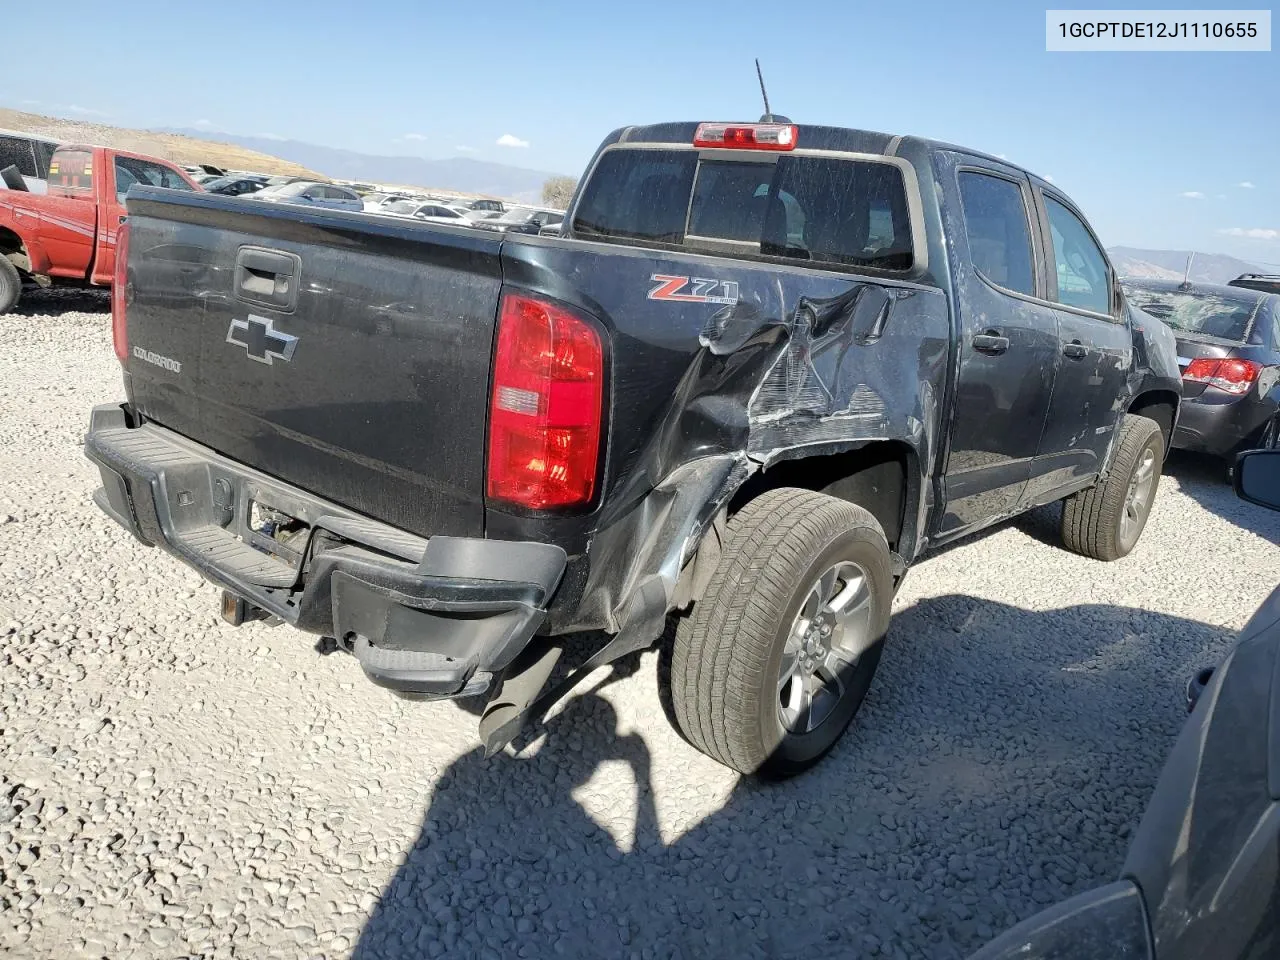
[755,59,774,122]
[1180,252,1195,289]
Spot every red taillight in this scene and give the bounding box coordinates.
[693,122,798,151]
[111,221,130,363]
[1183,356,1261,395]
[486,292,604,510]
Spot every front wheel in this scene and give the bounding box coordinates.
[670,488,892,777]
[1061,414,1164,561]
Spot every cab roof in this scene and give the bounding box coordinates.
[607,121,1042,180]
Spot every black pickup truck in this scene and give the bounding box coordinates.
[86,120,1181,776]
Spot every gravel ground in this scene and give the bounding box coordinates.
[2,289,1279,960]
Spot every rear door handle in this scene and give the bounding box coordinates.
[1063,340,1088,359]
[973,333,1010,355]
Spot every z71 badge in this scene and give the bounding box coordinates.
[648,274,740,306]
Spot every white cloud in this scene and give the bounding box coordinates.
[1043,174,1055,183]
[996,153,1008,160]
[193,119,213,128]
[1218,227,1280,240]
[403,133,427,142]
[1240,181,1256,189]
[496,133,529,148]
[1179,191,1205,200]
[456,145,477,153]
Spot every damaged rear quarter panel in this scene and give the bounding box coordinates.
[494,240,952,638]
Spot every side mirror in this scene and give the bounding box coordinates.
[1235,449,1280,511]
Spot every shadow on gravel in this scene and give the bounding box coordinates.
[1165,450,1280,545]
[352,595,1237,960]
[12,285,111,315]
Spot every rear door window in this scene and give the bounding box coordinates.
[957,171,1036,296]
[572,148,915,272]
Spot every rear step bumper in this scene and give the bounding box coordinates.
[83,403,566,698]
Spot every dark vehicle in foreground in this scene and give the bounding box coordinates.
[1230,274,1280,296]
[249,180,363,212]
[203,175,270,197]
[1123,279,1280,454]
[970,446,1280,960]
[86,119,1180,776]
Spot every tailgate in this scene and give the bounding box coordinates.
[121,188,502,538]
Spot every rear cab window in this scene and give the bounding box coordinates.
[571,146,916,273]
[47,148,95,197]
[1124,287,1260,343]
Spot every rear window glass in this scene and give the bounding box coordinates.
[1124,288,1259,342]
[572,148,914,272]
[47,149,93,194]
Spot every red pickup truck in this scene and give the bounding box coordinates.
[0,143,200,313]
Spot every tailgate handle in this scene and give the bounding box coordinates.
[235,246,300,312]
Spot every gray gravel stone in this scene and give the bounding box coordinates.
[0,297,1277,960]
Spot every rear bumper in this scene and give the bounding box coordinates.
[83,404,566,697]
[1171,389,1277,457]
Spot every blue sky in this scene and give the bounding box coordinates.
[5,0,1277,262]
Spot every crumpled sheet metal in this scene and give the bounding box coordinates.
[568,279,951,650]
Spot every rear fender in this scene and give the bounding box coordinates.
[557,280,947,660]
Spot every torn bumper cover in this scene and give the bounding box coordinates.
[83,404,565,698]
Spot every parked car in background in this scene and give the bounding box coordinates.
[202,175,270,197]
[0,129,61,194]
[470,207,565,235]
[1230,273,1280,296]
[361,191,415,212]
[378,200,476,225]
[249,180,364,212]
[88,119,1180,776]
[0,143,200,313]
[1123,279,1280,454]
[447,197,505,215]
[970,445,1280,960]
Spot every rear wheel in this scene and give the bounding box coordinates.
[0,256,21,314]
[1062,414,1164,560]
[670,488,892,777]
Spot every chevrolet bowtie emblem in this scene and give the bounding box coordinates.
[226,315,298,365]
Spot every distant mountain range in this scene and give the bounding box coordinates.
[158,128,565,202]
[1108,246,1265,285]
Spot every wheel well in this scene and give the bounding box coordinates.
[0,227,30,273]
[728,442,912,553]
[1129,391,1178,454]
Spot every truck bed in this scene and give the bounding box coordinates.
[121,187,952,588]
